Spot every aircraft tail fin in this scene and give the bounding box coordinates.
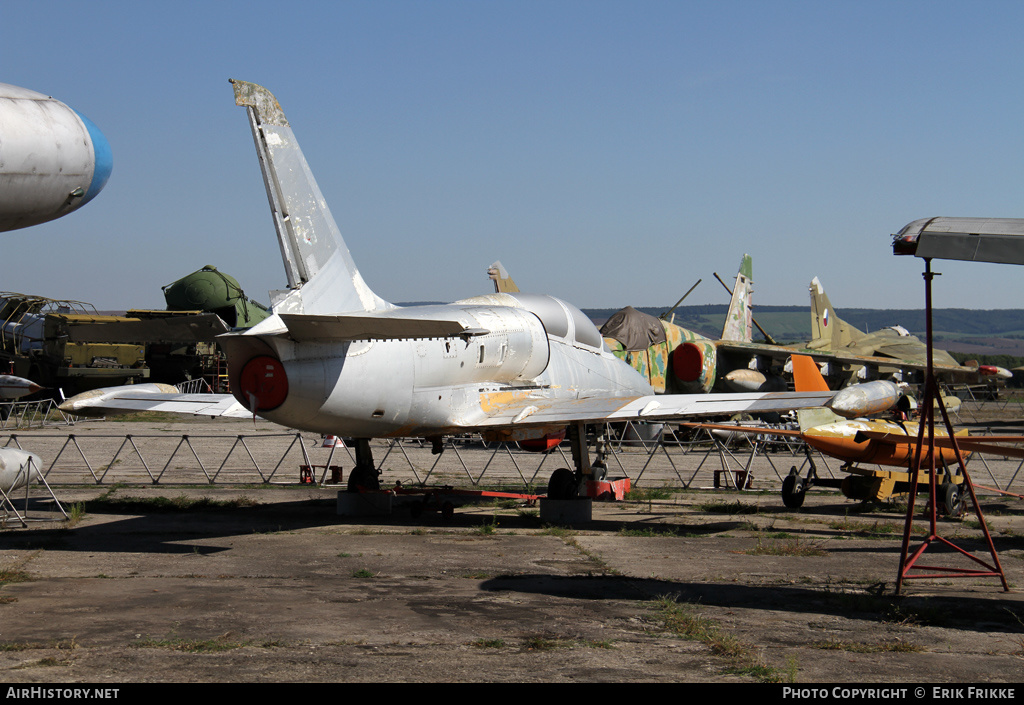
[230,80,392,316]
[808,276,861,349]
[791,354,830,392]
[720,254,753,342]
[488,261,520,293]
[790,354,842,430]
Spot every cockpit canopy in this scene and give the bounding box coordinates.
[504,293,604,350]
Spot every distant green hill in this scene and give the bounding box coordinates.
[584,305,1024,346]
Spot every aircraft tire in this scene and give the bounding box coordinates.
[942,482,964,518]
[781,474,806,509]
[547,468,577,500]
[347,465,380,492]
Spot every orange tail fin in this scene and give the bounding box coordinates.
[791,355,830,392]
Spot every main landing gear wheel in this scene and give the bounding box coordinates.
[347,465,380,492]
[942,482,965,518]
[547,468,578,500]
[782,470,807,509]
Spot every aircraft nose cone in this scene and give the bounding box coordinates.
[74,110,113,205]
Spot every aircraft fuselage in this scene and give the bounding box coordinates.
[803,419,965,466]
[0,83,112,232]
[222,294,654,437]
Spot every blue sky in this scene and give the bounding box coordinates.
[5,1,1024,314]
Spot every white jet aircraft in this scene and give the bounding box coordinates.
[61,80,883,498]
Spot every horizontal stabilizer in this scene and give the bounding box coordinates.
[58,384,248,418]
[68,314,230,344]
[277,313,474,343]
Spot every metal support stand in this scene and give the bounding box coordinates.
[895,259,1008,593]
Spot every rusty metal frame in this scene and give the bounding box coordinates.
[895,259,1008,593]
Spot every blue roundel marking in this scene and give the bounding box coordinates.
[74,110,113,205]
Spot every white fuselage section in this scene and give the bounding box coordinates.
[0,83,112,232]
[225,293,653,437]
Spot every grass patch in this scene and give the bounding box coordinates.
[744,537,829,556]
[699,499,760,515]
[625,486,675,501]
[814,637,924,653]
[829,516,901,537]
[539,525,575,538]
[813,584,976,628]
[519,635,613,651]
[134,633,260,653]
[474,516,500,535]
[618,525,683,537]
[0,638,78,653]
[461,571,492,579]
[0,568,31,586]
[66,502,86,525]
[471,638,506,648]
[851,501,908,515]
[649,596,784,682]
[486,499,521,510]
[522,635,561,651]
[87,488,259,513]
[29,657,68,668]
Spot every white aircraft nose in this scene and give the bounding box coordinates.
[827,380,900,418]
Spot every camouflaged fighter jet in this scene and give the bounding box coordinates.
[59,80,899,499]
[804,276,1011,386]
[601,257,1010,398]
[601,254,809,395]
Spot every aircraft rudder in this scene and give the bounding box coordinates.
[738,253,752,281]
[721,254,753,342]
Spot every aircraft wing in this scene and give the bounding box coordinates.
[472,390,836,428]
[854,429,1024,460]
[714,340,966,376]
[62,385,835,427]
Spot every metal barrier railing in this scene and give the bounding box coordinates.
[0,399,74,430]
[2,418,1021,494]
[1,454,67,526]
[2,432,332,486]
